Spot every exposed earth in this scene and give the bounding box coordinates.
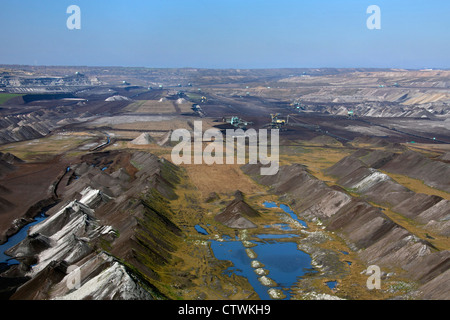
[0,65,449,300]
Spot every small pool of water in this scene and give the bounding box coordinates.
[194,224,209,235]
[210,239,315,300]
[263,201,308,228]
[325,281,338,290]
[262,201,278,209]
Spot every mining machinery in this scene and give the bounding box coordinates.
[222,116,253,129]
[269,113,289,129]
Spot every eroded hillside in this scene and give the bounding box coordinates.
[0,66,448,300]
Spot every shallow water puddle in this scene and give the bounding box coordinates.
[262,201,308,228]
[325,280,338,290]
[209,237,314,300]
[206,200,317,299]
[194,224,209,235]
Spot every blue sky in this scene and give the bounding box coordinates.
[0,0,449,69]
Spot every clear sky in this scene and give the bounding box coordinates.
[0,0,449,69]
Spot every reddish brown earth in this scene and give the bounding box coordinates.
[0,155,70,244]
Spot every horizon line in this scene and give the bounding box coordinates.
[1,63,449,71]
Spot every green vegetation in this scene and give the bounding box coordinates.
[185,92,203,103]
[0,134,92,161]
[130,159,143,170]
[0,93,23,105]
[132,189,182,271]
[160,158,181,185]
[116,255,168,300]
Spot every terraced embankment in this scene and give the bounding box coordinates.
[326,149,450,238]
[0,150,184,299]
[242,160,450,299]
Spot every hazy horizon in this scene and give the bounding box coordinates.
[2,64,449,71]
[1,0,449,69]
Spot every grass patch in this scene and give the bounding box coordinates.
[279,144,353,184]
[0,93,23,105]
[0,134,92,161]
[380,170,450,201]
[369,201,449,251]
[185,92,203,103]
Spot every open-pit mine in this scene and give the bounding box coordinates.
[0,65,449,300]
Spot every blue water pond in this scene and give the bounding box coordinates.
[210,238,315,300]
[325,280,338,290]
[194,224,209,235]
[262,201,308,228]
